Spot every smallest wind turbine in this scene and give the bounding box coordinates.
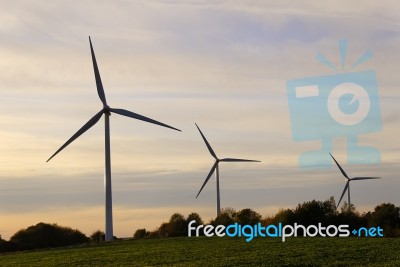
[195,123,260,216]
[330,153,380,212]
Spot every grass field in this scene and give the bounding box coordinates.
[0,237,399,266]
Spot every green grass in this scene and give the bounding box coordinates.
[1,237,399,266]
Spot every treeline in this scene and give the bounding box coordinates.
[134,198,400,238]
[268,198,400,237]
[1,198,399,253]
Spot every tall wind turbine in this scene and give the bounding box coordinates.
[47,37,181,242]
[330,153,380,212]
[195,123,260,216]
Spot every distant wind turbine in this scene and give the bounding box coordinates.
[195,123,260,216]
[47,37,181,242]
[330,153,380,212]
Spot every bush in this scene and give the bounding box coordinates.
[0,239,18,253]
[90,230,105,243]
[10,222,89,250]
[133,228,149,239]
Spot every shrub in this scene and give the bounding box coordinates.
[10,222,88,250]
[133,228,149,239]
[90,230,105,243]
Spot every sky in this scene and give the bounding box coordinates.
[0,1,399,239]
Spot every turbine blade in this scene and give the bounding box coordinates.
[196,162,218,198]
[351,177,381,181]
[220,158,260,162]
[47,110,103,162]
[337,181,349,208]
[195,123,217,160]
[110,108,181,132]
[329,153,349,179]
[89,36,107,106]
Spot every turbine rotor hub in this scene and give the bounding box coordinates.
[103,105,111,115]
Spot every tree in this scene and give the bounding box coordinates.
[367,203,400,237]
[235,208,262,225]
[90,230,105,242]
[270,208,295,225]
[185,213,203,235]
[327,196,337,213]
[210,208,236,226]
[157,222,170,237]
[167,213,187,237]
[186,213,203,226]
[221,207,236,219]
[340,201,357,214]
[334,211,364,229]
[292,199,337,226]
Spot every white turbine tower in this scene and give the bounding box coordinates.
[47,37,181,241]
[195,123,260,216]
[330,153,380,212]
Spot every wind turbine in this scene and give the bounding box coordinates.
[330,153,380,212]
[195,123,260,216]
[47,37,181,242]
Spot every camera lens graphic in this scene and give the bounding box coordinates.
[327,82,371,126]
